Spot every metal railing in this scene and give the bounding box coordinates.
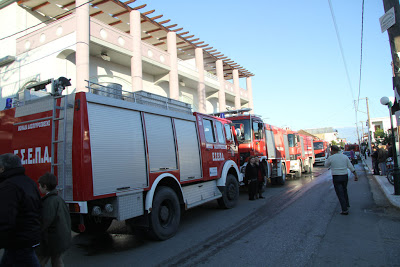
[86,80,193,114]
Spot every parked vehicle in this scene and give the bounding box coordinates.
[313,140,329,165]
[345,143,361,159]
[287,130,315,178]
[0,79,242,240]
[210,109,291,185]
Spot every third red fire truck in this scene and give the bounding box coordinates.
[286,130,315,178]
[313,139,329,165]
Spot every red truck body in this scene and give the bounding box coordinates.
[0,87,242,240]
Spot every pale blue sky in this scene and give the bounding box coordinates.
[133,0,394,142]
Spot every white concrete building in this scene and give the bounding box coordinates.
[0,0,254,113]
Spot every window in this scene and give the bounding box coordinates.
[288,134,296,147]
[253,121,263,140]
[225,124,233,141]
[216,121,226,144]
[232,120,251,143]
[203,119,216,143]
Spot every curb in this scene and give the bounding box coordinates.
[361,157,400,210]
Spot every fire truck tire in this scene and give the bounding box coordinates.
[309,162,313,173]
[149,186,181,241]
[70,214,113,234]
[277,164,286,185]
[295,169,302,178]
[217,174,239,209]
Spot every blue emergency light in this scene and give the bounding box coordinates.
[5,98,12,109]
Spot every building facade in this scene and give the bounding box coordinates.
[0,0,254,113]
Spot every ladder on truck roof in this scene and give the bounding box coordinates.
[24,78,72,199]
[50,78,71,200]
[209,108,252,118]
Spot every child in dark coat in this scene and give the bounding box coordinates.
[36,173,71,267]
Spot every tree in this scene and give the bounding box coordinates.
[374,129,390,145]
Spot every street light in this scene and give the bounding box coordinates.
[380,96,400,195]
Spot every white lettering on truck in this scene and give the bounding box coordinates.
[14,146,51,165]
[212,152,225,161]
[17,120,50,131]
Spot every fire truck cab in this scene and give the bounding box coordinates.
[0,80,242,240]
[313,140,329,165]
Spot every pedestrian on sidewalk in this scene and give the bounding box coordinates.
[324,145,358,215]
[377,145,388,176]
[36,173,71,267]
[245,156,260,201]
[371,145,379,175]
[0,153,42,267]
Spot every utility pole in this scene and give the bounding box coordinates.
[366,97,372,153]
[360,121,365,142]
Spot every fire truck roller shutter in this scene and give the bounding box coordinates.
[144,113,177,172]
[265,130,277,159]
[87,103,147,196]
[174,119,202,181]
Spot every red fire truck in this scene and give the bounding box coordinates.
[286,130,315,177]
[210,109,289,185]
[345,143,361,159]
[0,79,242,240]
[313,139,329,165]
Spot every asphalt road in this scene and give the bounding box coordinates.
[3,163,400,266]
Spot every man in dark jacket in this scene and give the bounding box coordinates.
[0,153,42,267]
[377,145,388,176]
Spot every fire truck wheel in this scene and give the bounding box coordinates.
[277,164,286,185]
[309,162,313,173]
[217,174,239,209]
[149,186,181,241]
[295,169,302,178]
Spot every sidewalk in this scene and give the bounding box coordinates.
[361,156,400,209]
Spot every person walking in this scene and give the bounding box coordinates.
[245,156,259,201]
[0,153,42,267]
[36,173,71,267]
[324,145,358,215]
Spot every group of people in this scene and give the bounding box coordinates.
[370,143,392,176]
[0,153,71,267]
[244,156,267,200]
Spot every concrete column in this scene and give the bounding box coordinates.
[246,77,254,113]
[195,48,206,113]
[167,32,179,100]
[75,0,90,92]
[216,60,226,112]
[233,69,240,109]
[130,10,142,92]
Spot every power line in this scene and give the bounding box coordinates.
[327,0,355,103]
[357,0,365,107]
[0,0,94,42]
